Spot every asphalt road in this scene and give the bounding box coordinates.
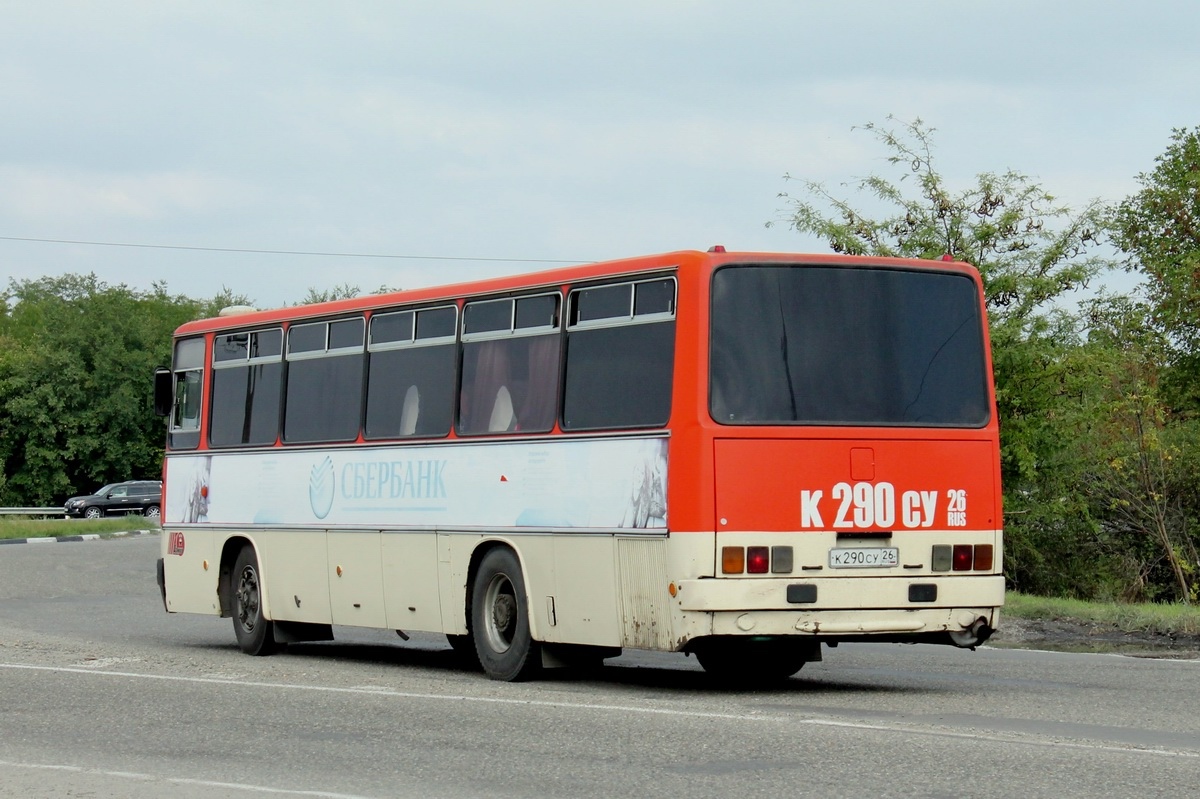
[1,536,1198,799]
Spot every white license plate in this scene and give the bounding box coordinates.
[829,547,899,568]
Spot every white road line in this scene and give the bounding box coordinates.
[0,662,768,722]
[3,662,1197,760]
[796,717,1200,759]
[0,759,374,799]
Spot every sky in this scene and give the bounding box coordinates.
[2,1,1197,309]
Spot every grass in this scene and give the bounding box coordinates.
[1005,592,1200,637]
[0,515,159,540]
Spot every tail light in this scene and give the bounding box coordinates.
[721,545,795,574]
[933,543,995,572]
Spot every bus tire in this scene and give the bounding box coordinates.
[471,548,541,681]
[231,545,280,656]
[693,637,807,683]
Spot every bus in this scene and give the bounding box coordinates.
[154,248,1004,682]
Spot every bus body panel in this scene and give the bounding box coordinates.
[161,439,667,531]
[383,532,444,632]
[159,526,218,614]
[328,531,387,628]
[713,437,1000,534]
[258,529,331,625]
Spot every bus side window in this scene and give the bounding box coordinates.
[210,329,284,448]
[458,293,561,436]
[365,305,456,440]
[167,337,205,450]
[562,277,675,431]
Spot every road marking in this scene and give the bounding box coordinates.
[0,662,768,722]
[0,759,374,798]
[795,717,1200,759]
[2,662,1198,760]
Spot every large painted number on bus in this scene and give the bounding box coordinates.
[832,481,896,529]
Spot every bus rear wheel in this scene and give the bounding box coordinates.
[471,548,541,681]
[693,637,810,683]
[231,545,281,656]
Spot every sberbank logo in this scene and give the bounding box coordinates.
[309,456,335,519]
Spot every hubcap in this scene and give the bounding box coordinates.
[236,566,260,633]
[482,573,518,654]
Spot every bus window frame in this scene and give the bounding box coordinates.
[457,292,562,437]
[363,304,460,441]
[282,316,367,445]
[561,275,677,433]
[208,327,285,449]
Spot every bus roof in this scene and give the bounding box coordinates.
[172,249,980,336]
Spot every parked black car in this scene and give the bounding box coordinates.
[64,480,163,519]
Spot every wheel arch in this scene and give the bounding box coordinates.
[218,534,270,620]
[464,538,545,642]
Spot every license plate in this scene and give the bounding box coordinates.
[829,547,899,568]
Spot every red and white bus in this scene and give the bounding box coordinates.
[154,248,1004,681]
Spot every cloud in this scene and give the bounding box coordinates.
[0,167,263,225]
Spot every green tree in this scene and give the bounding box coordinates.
[1071,296,1197,602]
[297,283,397,305]
[1111,126,1200,413]
[299,282,361,305]
[1106,127,1200,598]
[0,275,224,505]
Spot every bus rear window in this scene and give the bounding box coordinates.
[710,265,989,427]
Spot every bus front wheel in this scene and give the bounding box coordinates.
[231,545,281,656]
[471,548,541,681]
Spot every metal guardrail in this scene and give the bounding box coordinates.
[0,507,66,517]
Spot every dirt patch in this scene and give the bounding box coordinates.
[991,617,1200,658]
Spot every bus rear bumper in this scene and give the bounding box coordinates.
[674,574,1003,648]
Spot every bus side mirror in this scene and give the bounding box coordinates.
[153,368,173,417]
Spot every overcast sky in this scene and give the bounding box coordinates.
[2,1,1196,308]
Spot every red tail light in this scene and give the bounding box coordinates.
[952,544,973,571]
[747,546,769,574]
